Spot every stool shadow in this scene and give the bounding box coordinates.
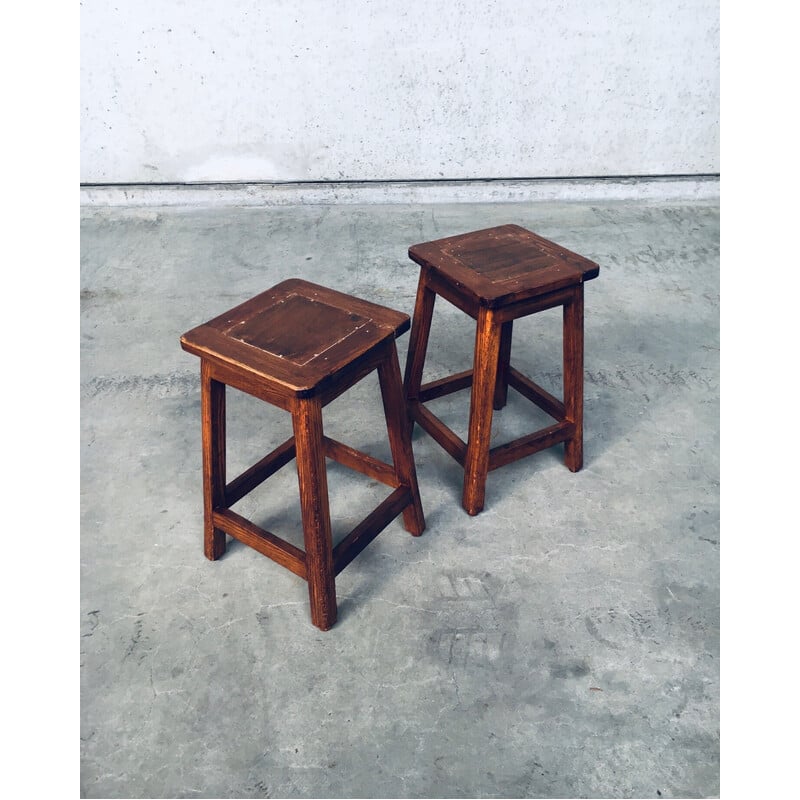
[319,505,450,627]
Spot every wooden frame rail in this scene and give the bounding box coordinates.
[216,432,413,583]
[212,508,307,578]
[332,486,412,575]
[417,369,474,402]
[411,363,572,472]
[225,436,297,507]
[488,421,574,471]
[322,436,400,487]
[410,402,468,465]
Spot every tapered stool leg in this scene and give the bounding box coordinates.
[493,320,514,410]
[293,397,337,631]
[403,273,437,414]
[201,360,227,560]
[563,285,584,472]
[462,308,502,515]
[378,343,426,536]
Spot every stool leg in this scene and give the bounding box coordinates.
[292,397,337,631]
[563,285,584,472]
[403,272,437,416]
[462,308,502,515]
[493,320,514,410]
[378,343,426,536]
[201,360,227,560]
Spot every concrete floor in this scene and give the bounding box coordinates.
[80,199,719,799]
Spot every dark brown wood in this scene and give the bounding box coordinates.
[421,265,481,319]
[410,402,468,465]
[563,285,584,472]
[403,274,437,404]
[225,436,297,507]
[418,369,474,402]
[182,280,428,631]
[403,224,598,514]
[494,286,577,324]
[507,367,566,421]
[316,339,393,409]
[231,293,373,365]
[378,343,426,535]
[323,436,400,488]
[462,308,502,515]
[201,360,227,560]
[488,421,574,471]
[181,279,409,399]
[332,486,412,574]
[493,321,513,410]
[292,397,337,631]
[212,508,307,579]
[409,224,599,309]
[201,356,295,412]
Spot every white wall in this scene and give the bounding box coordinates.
[80,0,719,184]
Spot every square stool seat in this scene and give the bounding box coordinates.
[404,224,600,516]
[181,279,425,631]
[181,278,410,401]
[409,223,600,309]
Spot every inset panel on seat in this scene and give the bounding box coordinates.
[227,294,371,367]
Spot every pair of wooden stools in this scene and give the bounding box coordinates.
[180,225,599,630]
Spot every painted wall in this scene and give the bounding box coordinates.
[80,0,719,184]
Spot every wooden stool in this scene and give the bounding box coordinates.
[180,279,425,631]
[403,224,600,516]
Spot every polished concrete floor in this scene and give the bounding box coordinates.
[80,199,720,799]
